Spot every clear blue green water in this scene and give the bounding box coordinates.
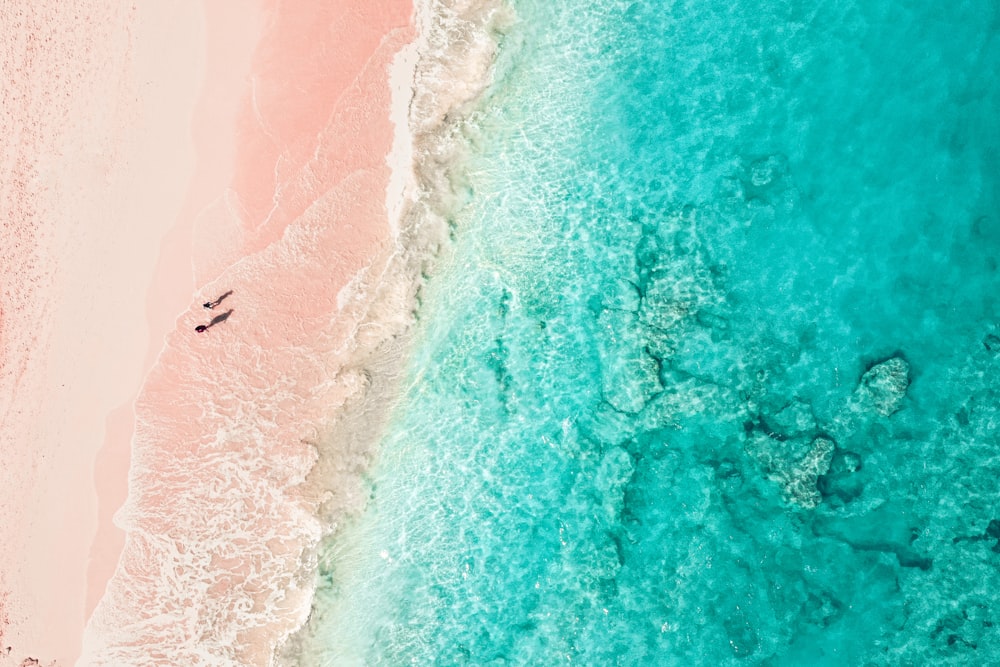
[304,0,1000,663]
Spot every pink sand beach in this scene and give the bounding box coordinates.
[1,1,218,662]
[1,0,418,664]
[82,0,420,664]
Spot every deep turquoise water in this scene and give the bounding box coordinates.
[302,0,1000,663]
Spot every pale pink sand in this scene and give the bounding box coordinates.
[80,1,418,664]
[83,0,263,622]
[0,2,220,664]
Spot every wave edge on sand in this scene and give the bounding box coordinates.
[80,1,513,665]
[274,0,517,663]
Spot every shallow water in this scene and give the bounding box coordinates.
[301,0,1000,663]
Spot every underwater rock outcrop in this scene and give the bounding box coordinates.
[855,356,910,416]
[745,434,834,509]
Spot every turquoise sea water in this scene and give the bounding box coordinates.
[304,0,1000,663]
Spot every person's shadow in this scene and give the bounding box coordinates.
[196,309,234,332]
[207,309,233,328]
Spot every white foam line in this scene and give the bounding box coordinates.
[272,1,520,663]
[385,34,420,239]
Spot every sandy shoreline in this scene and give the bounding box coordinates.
[83,0,263,623]
[2,0,505,662]
[276,0,516,658]
[79,1,422,663]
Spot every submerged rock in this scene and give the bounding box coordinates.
[781,436,836,509]
[745,434,834,509]
[724,614,760,658]
[640,272,696,332]
[602,278,642,313]
[953,519,1000,553]
[748,154,788,188]
[856,356,910,416]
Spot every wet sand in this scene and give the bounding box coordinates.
[83,0,263,623]
[79,0,419,663]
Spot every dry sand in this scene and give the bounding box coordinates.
[0,1,259,663]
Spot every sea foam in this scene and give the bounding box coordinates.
[274,0,513,663]
[79,0,509,665]
[263,0,1000,663]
